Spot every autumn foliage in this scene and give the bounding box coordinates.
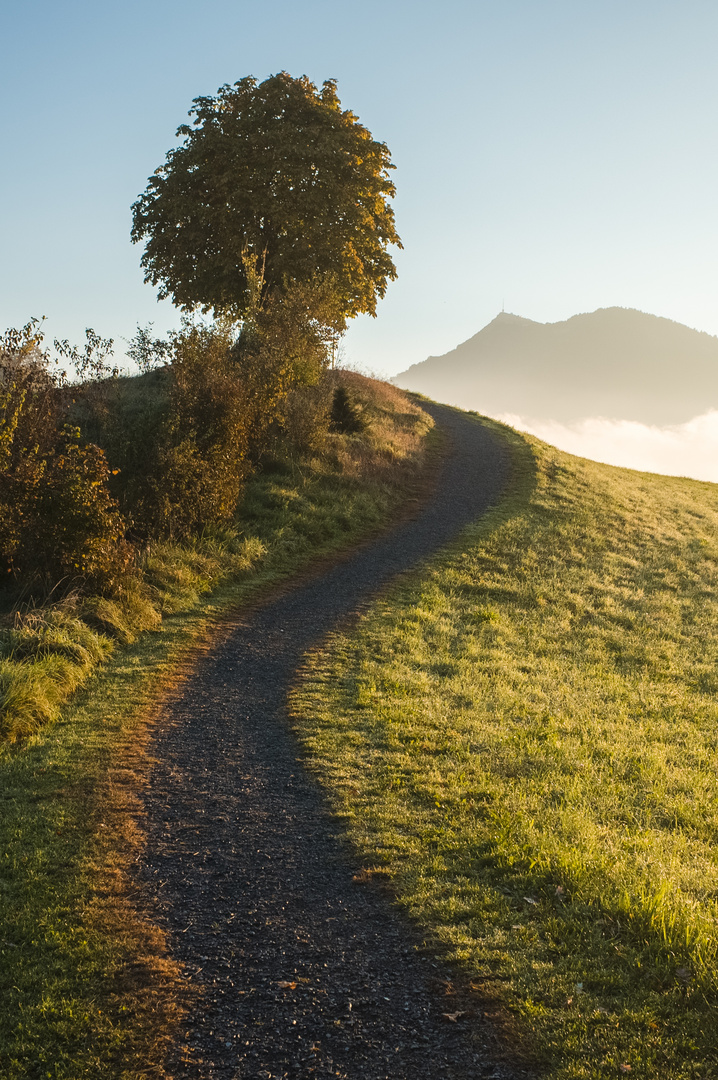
[0,323,131,591]
[131,73,401,320]
[136,320,252,538]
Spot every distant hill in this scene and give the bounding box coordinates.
[394,308,718,424]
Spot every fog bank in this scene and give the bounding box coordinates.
[496,410,718,483]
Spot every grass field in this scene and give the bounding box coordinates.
[292,412,718,1079]
[0,375,433,1080]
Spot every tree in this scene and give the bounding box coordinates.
[131,73,402,322]
[330,385,365,434]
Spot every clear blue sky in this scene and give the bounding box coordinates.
[2,0,717,376]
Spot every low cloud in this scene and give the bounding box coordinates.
[495,410,718,483]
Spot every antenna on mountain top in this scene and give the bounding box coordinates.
[502,298,505,312]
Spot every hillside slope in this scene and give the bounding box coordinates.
[294,416,718,1078]
[395,307,718,424]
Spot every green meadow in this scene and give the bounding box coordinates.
[292,413,718,1079]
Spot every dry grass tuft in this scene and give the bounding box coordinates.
[324,371,433,483]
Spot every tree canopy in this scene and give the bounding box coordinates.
[131,73,402,321]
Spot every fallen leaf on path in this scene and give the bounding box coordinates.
[443,1011,466,1022]
[277,981,297,989]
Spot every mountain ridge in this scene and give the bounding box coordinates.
[395,307,718,425]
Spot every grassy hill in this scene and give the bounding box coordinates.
[292,410,718,1079]
[395,307,718,424]
[5,380,717,1078]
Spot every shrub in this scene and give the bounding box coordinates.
[0,322,132,594]
[330,385,365,434]
[20,426,132,590]
[134,320,252,538]
[278,377,334,455]
[233,269,343,458]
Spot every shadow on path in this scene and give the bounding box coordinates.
[140,405,532,1079]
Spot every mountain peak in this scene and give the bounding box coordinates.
[394,308,718,426]
[489,311,537,325]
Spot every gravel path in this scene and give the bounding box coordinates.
[140,405,533,1080]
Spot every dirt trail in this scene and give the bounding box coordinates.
[139,405,531,1079]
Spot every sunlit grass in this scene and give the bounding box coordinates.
[292,414,718,1079]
